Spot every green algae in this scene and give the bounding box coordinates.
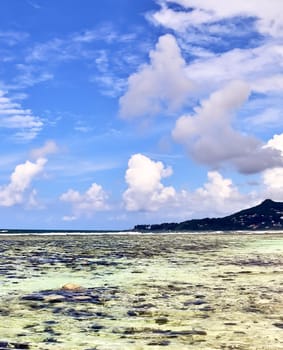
[0,233,282,349]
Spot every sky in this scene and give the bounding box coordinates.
[0,0,283,230]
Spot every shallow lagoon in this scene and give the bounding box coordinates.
[0,233,282,350]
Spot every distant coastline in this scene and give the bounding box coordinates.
[134,199,283,233]
[2,199,283,234]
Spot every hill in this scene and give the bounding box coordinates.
[134,199,283,232]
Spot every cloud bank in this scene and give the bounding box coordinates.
[122,153,258,219]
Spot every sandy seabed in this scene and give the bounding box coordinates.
[0,233,282,350]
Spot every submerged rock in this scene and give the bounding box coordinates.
[147,340,170,346]
[273,322,283,329]
[0,341,30,349]
[155,317,169,325]
[43,294,65,303]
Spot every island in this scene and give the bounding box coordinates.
[134,199,283,232]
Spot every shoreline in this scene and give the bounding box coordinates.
[1,229,283,236]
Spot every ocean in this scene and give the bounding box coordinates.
[0,232,282,349]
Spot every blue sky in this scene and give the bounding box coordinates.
[0,0,283,229]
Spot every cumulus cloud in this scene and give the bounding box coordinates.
[261,133,283,200]
[262,168,283,198]
[123,154,176,211]
[0,158,47,207]
[152,0,283,38]
[123,154,257,218]
[264,133,283,155]
[60,183,109,219]
[170,171,257,219]
[190,171,256,216]
[0,90,43,141]
[172,81,283,173]
[119,34,194,119]
[196,171,239,200]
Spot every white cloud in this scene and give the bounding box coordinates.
[261,134,283,200]
[253,74,283,94]
[60,183,109,218]
[119,34,194,118]
[123,154,176,211]
[148,2,283,104]
[263,168,283,192]
[26,38,75,62]
[196,171,238,199]
[153,0,283,38]
[173,171,256,219]
[150,3,213,32]
[264,133,283,155]
[193,171,250,214]
[73,26,137,45]
[0,158,47,207]
[172,81,283,173]
[185,44,283,95]
[0,31,29,46]
[62,215,77,222]
[14,64,53,88]
[123,154,258,219]
[93,75,126,97]
[0,90,43,141]
[30,140,58,159]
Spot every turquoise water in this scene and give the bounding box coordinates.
[0,233,282,349]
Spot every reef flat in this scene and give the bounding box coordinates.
[0,233,282,349]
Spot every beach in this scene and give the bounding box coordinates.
[0,233,282,349]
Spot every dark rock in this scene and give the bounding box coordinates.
[184,300,207,306]
[224,322,238,326]
[12,343,30,349]
[43,320,57,325]
[148,340,170,346]
[90,324,104,331]
[154,329,207,337]
[21,294,44,301]
[123,328,136,335]
[155,317,168,325]
[0,342,30,349]
[199,306,214,312]
[127,310,138,317]
[273,322,283,329]
[171,330,207,336]
[43,338,60,343]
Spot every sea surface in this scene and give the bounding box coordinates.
[0,232,282,349]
